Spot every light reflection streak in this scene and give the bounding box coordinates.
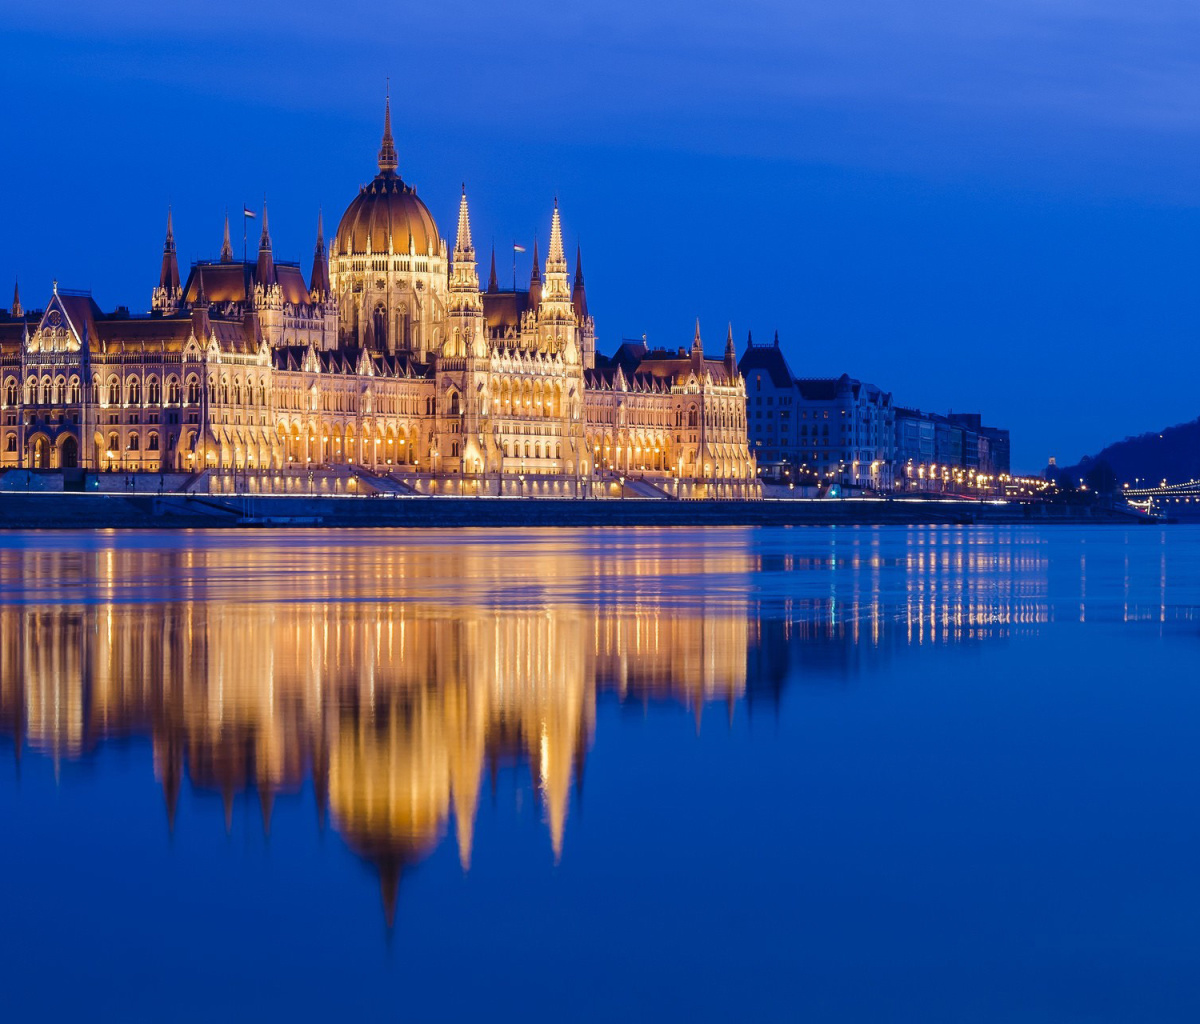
[1,526,1195,924]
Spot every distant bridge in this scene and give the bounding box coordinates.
[1123,479,1200,516]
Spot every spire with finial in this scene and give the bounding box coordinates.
[159,205,180,294]
[256,200,275,287]
[773,329,780,347]
[487,244,499,293]
[548,197,565,266]
[693,318,703,351]
[310,209,331,299]
[378,85,398,174]
[11,279,21,319]
[450,187,480,294]
[220,210,233,262]
[454,184,474,259]
[724,322,737,376]
[541,199,571,306]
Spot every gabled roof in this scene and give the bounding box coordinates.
[738,344,794,388]
[182,261,311,306]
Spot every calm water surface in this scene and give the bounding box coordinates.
[1,525,1198,1022]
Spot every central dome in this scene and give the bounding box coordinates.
[334,100,441,258]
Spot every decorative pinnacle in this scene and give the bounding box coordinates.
[164,206,176,252]
[220,210,233,262]
[260,200,271,248]
[455,186,474,256]
[316,208,325,249]
[693,318,702,346]
[548,201,565,265]
[378,90,398,173]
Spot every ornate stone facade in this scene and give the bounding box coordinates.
[0,102,758,498]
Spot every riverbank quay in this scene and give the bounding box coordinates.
[0,493,1155,529]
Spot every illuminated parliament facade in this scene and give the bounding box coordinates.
[0,102,757,498]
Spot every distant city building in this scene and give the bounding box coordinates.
[739,334,1010,493]
[739,332,894,490]
[893,407,1011,491]
[0,100,758,498]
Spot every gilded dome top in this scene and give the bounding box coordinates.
[333,100,441,258]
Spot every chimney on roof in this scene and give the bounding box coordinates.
[220,211,234,263]
[159,206,180,295]
[487,245,499,293]
[310,209,331,300]
[256,201,275,288]
[528,238,542,307]
[191,275,211,341]
[572,245,588,320]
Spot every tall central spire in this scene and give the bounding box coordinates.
[454,184,474,258]
[378,89,398,174]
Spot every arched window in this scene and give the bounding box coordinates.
[168,377,181,404]
[52,378,65,404]
[107,377,120,405]
[68,378,81,404]
[688,407,698,428]
[4,434,15,453]
[127,378,141,405]
[147,378,161,404]
[128,434,140,452]
[232,380,242,405]
[39,377,50,404]
[148,432,160,452]
[449,391,460,416]
[187,377,200,404]
[220,379,229,404]
[5,379,18,406]
[373,304,387,348]
[107,432,119,453]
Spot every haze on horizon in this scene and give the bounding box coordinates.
[3,0,1199,469]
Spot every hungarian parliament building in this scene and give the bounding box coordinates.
[0,101,757,498]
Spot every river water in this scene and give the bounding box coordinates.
[1,526,1197,1021]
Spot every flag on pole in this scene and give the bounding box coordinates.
[512,243,526,253]
[243,206,256,219]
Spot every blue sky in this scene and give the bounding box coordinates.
[4,0,1200,466]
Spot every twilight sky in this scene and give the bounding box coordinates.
[4,0,1200,467]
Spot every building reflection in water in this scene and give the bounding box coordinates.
[0,529,1084,923]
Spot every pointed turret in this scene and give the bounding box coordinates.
[310,209,331,299]
[447,186,484,356]
[548,197,566,266]
[692,318,703,352]
[528,238,542,307]
[572,246,589,320]
[220,211,233,263]
[454,185,474,258]
[256,202,275,287]
[773,329,780,348]
[725,322,737,377]
[378,90,399,174]
[542,198,571,303]
[159,206,180,294]
[487,245,499,293]
[11,279,21,319]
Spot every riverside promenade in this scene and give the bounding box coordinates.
[0,492,1153,529]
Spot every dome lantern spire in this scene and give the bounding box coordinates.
[378,87,399,174]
